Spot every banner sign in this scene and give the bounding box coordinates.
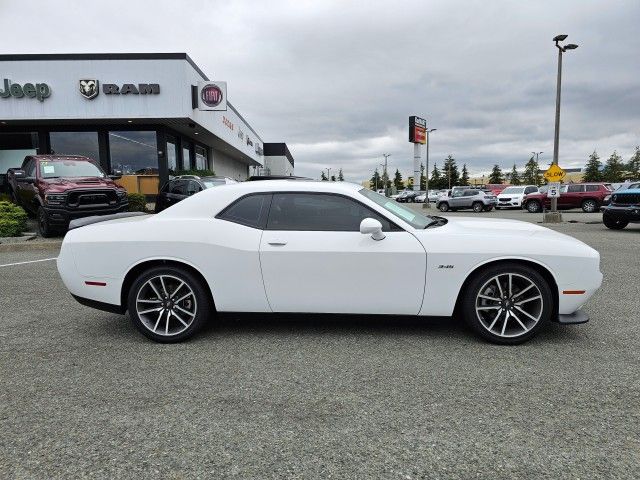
[409,116,427,144]
[198,81,227,111]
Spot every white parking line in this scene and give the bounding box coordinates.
[0,257,58,268]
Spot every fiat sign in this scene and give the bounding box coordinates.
[198,81,227,111]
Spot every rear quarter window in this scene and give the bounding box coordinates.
[216,193,271,229]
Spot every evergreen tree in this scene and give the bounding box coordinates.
[626,147,640,180]
[460,164,470,186]
[430,162,443,190]
[337,168,344,181]
[602,151,625,183]
[442,155,460,188]
[488,164,505,184]
[509,164,521,185]
[369,168,381,189]
[522,156,542,185]
[582,151,603,182]
[321,171,328,181]
[393,169,404,190]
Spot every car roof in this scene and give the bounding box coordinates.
[29,154,94,162]
[617,188,640,194]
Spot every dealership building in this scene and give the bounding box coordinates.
[0,53,294,196]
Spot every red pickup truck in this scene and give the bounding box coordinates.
[7,155,128,237]
[522,183,612,213]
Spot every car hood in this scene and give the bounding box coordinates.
[42,176,118,193]
[497,192,524,198]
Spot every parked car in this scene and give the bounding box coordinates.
[602,188,640,230]
[6,155,128,237]
[604,181,640,205]
[396,190,424,203]
[58,180,602,345]
[415,192,427,203]
[522,183,612,213]
[429,190,445,203]
[496,185,538,209]
[155,176,237,213]
[437,189,497,212]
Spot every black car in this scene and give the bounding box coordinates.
[154,176,236,213]
[396,190,424,203]
[602,186,640,230]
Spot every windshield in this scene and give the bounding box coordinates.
[39,160,105,179]
[501,187,525,194]
[359,188,432,229]
[202,179,227,188]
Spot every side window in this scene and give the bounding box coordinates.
[169,180,188,195]
[187,181,201,196]
[452,190,464,198]
[217,193,271,229]
[463,190,478,196]
[524,187,536,194]
[585,185,598,192]
[267,193,396,232]
[567,185,584,193]
[24,159,36,177]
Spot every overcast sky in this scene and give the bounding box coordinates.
[1,0,638,181]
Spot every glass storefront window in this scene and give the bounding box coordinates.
[109,131,158,175]
[195,145,208,170]
[167,135,178,176]
[182,142,192,171]
[0,132,38,175]
[50,131,99,160]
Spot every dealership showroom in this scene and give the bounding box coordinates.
[0,53,295,198]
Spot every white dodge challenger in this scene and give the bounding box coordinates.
[57,180,602,344]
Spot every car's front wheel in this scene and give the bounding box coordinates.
[462,263,553,344]
[127,265,212,343]
[526,200,542,213]
[37,206,55,238]
[581,199,598,213]
[438,202,449,212]
[603,215,628,230]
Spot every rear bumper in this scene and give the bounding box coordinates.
[602,205,640,222]
[71,294,124,314]
[44,204,129,227]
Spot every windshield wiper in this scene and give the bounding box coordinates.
[424,216,447,228]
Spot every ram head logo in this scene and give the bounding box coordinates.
[79,79,99,100]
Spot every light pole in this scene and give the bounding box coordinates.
[423,128,436,208]
[532,151,543,184]
[381,153,391,196]
[546,34,578,222]
[326,167,332,181]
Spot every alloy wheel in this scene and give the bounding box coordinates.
[475,273,543,339]
[135,274,197,336]
[582,200,597,213]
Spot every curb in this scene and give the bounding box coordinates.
[0,240,63,253]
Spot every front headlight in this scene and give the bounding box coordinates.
[45,193,66,205]
[116,189,127,199]
[604,195,611,202]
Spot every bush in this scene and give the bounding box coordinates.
[127,193,147,212]
[175,169,215,177]
[0,201,28,237]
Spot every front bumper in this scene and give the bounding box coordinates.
[602,205,640,222]
[43,204,129,227]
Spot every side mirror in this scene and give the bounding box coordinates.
[360,218,385,241]
[109,169,123,180]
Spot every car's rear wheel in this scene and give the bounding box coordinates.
[526,200,541,213]
[127,265,212,343]
[603,215,628,230]
[438,202,449,212]
[581,199,598,213]
[472,202,484,213]
[462,263,553,344]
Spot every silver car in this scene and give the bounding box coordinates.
[437,188,498,213]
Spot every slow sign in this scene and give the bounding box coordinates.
[544,164,566,182]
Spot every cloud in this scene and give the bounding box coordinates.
[0,0,638,182]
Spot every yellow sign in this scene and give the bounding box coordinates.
[544,164,566,182]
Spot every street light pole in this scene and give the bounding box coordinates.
[424,128,436,209]
[326,167,331,181]
[382,153,391,196]
[546,34,578,222]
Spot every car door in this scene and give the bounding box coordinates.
[449,190,465,208]
[561,184,583,208]
[259,192,427,314]
[17,158,37,210]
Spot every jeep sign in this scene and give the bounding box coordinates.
[0,79,51,102]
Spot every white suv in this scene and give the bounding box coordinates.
[496,185,538,209]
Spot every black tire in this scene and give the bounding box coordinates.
[461,262,553,345]
[127,265,212,343]
[526,200,542,213]
[603,214,628,230]
[472,202,484,213]
[37,206,55,238]
[438,202,449,212]
[484,205,494,212]
[581,199,598,213]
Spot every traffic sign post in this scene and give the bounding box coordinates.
[543,164,566,223]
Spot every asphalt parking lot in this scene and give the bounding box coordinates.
[1,212,639,479]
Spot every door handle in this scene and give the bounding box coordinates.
[268,240,287,246]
